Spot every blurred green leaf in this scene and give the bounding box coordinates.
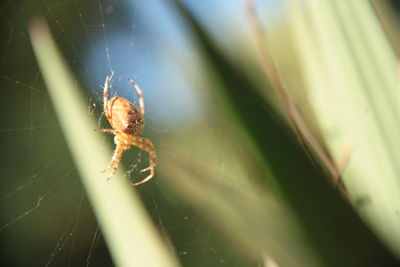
[289,0,400,258]
[161,153,324,267]
[168,1,398,266]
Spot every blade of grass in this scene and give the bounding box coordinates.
[245,0,342,185]
[289,0,400,257]
[170,1,398,266]
[29,18,180,267]
[161,153,324,267]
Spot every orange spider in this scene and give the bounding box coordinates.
[96,74,156,186]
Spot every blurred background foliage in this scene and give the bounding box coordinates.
[1,0,400,266]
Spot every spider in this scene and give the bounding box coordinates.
[96,73,156,186]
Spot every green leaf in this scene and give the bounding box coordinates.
[289,0,400,257]
[169,1,398,266]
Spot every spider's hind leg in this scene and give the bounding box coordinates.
[102,141,126,179]
[129,139,157,186]
[131,167,155,186]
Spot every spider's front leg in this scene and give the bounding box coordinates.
[128,78,145,116]
[103,73,114,126]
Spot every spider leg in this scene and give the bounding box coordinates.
[129,139,157,185]
[95,129,116,134]
[131,141,156,169]
[131,167,155,186]
[128,78,145,116]
[130,136,155,150]
[130,137,156,166]
[97,129,127,179]
[103,73,115,127]
[102,141,126,180]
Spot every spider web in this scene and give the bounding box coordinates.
[0,0,280,266]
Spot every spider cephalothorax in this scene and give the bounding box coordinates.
[96,74,156,186]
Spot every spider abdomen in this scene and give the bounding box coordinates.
[109,96,144,135]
